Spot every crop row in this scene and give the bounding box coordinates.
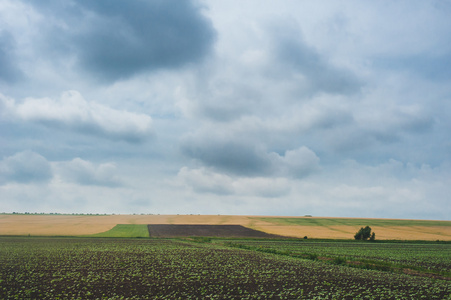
[1,237,450,299]
[219,239,451,274]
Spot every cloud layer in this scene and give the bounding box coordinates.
[1,0,450,219]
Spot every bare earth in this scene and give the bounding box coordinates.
[148,224,283,238]
[1,214,450,240]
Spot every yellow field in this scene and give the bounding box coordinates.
[1,214,450,240]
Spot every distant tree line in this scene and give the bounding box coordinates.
[1,212,157,216]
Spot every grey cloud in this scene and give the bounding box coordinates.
[0,31,22,83]
[271,23,361,95]
[178,167,234,195]
[249,180,291,198]
[176,57,266,123]
[0,151,52,185]
[181,133,319,178]
[26,0,216,82]
[178,167,291,198]
[284,99,354,133]
[279,147,320,178]
[363,105,434,142]
[0,93,14,117]
[179,19,361,126]
[374,53,451,81]
[56,158,122,187]
[394,107,434,134]
[181,137,272,176]
[327,103,435,156]
[195,84,260,122]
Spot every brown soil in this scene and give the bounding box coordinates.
[148,224,284,238]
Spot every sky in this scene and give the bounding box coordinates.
[1,0,450,219]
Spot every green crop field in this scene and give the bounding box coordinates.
[255,217,451,227]
[1,216,450,297]
[220,239,451,277]
[1,237,450,299]
[87,224,149,238]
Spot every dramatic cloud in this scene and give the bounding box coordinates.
[7,91,153,142]
[21,0,216,82]
[1,0,450,219]
[0,151,52,185]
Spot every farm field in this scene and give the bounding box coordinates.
[1,214,451,240]
[147,224,283,238]
[1,237,450,299]
[88,224,150,238]
[220,239,451,278]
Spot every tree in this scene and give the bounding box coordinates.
[370,232,376,241]
[354,226,375,241]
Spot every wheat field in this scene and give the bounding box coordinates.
[0,214,450,240]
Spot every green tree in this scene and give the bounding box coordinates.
[370,232,376,241]
[354,226,375,241]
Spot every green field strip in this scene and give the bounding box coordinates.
[383,225,451,238]
[86,224,149,238]
[255,217,451,227]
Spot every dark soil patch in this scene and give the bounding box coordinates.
[148,224,283,238]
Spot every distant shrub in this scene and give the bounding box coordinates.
[354,226,375,241]
[370,232,376,241]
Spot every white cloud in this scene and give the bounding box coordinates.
[278,146,321,178]
[9,90,153,142]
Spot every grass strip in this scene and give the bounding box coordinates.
[86,224,149,238]
[256,217,451,227]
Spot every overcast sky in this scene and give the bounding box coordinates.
[1,0,450,219]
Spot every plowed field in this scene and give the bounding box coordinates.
[148,224,283,238]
